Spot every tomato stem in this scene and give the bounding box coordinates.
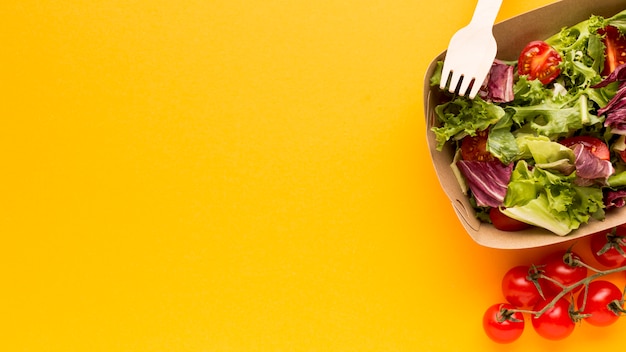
[511,261,626,318]
[570,258,604,274]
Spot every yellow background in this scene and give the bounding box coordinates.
[2,0,625,350]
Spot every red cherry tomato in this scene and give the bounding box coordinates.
[532,297,575,340]
[489,207,531,232]
[576,280,624,327]
[460,129,493,161]
[590,224,626,268]
[518,41,562,84]
[559,136,611,161]
[540,251,588,296]
[483,303,525,344]
[501,265,545,308]
[599,26,626,76]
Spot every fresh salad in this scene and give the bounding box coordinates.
[430,10,626,236]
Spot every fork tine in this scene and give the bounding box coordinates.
[439,68,451,92]
[469,62,494,98]
[457,75,473,97]
[447,71,462,94]
[468,77,483,99]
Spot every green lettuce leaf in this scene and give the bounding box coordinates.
[486,113,520,164]
[545,14,606,89]
[508,93,600,138]
[431,96,505,150]
[608,170,626,187]
[502,160,605,236]
[524,137,576,174]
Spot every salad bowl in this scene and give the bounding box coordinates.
[424,0,626,249]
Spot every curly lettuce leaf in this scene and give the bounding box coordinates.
[502,160,605,236]
[429,61,443,87]
[545,14,606,89]
[508,93,600,138]
[431,97,505,150]
[606,9,626,33]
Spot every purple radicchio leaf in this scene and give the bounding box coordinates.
[456,160,513,207]
[593,64,626,134]
[596,83,626,135]
[591,63,626,88]
[604,108,626,135]
[571,144,615,186]
[605,189,626,209]
[479,60,514,103]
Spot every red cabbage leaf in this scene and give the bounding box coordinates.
[571,144,615,186]
[605,189,626,208]
[456,160,513,207]
[479,60,514,103]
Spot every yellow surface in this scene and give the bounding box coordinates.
[2,0,625,350]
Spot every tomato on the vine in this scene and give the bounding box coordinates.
[489,238,626,341]
[502,265,544,308]
[460,129,493,161]
[590,224,626,268]
[518,41,562,84]
[532,297,575,340]
[559,136,611,161]
[483,303,525,344]
[540,250,588,295]
[599,26,626,76]
[576,280,624,327]
[490,207,531,232]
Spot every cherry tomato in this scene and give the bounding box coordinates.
[559,136,611,161]
[483,303,525,344]
[599,26,626,76]
[502,265,545,308]
[540,251,588,296]
[576,280,624,327]
[590,224,626,268]
[532,297,575,340]
[460,129,493,161]
[490,207,531,232]
[518,41,562,84]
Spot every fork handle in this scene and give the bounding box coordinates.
[468,0,503,29]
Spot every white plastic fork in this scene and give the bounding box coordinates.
[439,0,503,99]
